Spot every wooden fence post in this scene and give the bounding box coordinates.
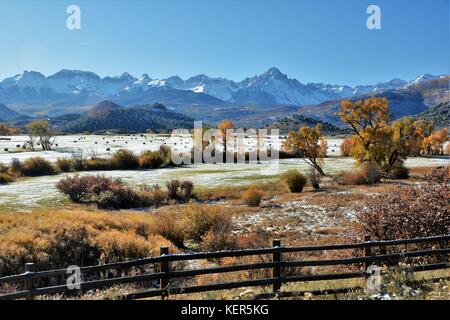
[159,246,169,299]
[272,239,281,293]
[24,263,35,300]
[363,235,372,272]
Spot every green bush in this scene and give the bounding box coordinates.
[21,157,55,176]
[111,149,139,170]
[280,170,307,193]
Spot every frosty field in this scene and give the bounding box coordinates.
[0,134,344,164]
[0,155,448,208]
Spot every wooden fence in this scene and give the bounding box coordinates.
[0,234,448,300]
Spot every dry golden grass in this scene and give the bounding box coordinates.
[196,181,284,201]
[0,209,179,275]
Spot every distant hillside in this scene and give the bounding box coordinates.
[267,114,348,136]
[0,103,20,121]
[295,76,449,127]
[58,101,194,133]
[414,101,449,129]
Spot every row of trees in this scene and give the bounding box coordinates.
[284,97,448,176]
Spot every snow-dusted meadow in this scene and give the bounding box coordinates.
[0,134,342,164]
[0,134,448,208]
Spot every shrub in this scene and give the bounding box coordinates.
[94,230,153,263]
[139,151,164,169]
[144,185,166,207]
[356,168,449,242]
[56,174,143,209]
[20,157,55,176]
[242,188,264,207]
[150,213,185,248]
[158,145,172,165]
[0,210,175,275]
[8,158,22,175]
[0,172,15,184]
[180,204,232,242]
[84,159,113,171]
[280,170,307,193]
[201,230,237,252]
[56,174,104,202]
[166,179,181,199]
[362,163,384,184]
[307,169,321,190]
[55,158,74,172]
[110,149,139,170]
[165,179,194,201]
[179,180,194,199]
[340,171,367,185]
[48,226,99,267]
[71,151,85,171]
[339,163,383,185]
[95,186,143,210]
[390,164,410,179]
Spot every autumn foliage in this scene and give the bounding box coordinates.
[337,98,448,175]
[356,168,449,241]
[284,124,326,175]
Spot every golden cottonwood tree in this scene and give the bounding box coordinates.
[284,124,326,176]
[27,120,55,151]
[337,97,404,172]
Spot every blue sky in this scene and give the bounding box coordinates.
[0,0,448,86]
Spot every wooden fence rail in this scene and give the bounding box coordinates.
[0,234,448,300]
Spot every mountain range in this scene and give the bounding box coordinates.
[414,101,449,129]
[0,67,448,128]
[295,76,450,126]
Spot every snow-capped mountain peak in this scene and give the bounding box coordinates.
[1,71,47,90]
[0,68,446,108]
[407,74,442,87]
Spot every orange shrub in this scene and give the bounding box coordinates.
[242,188,264,207]
[341,171,367,185]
